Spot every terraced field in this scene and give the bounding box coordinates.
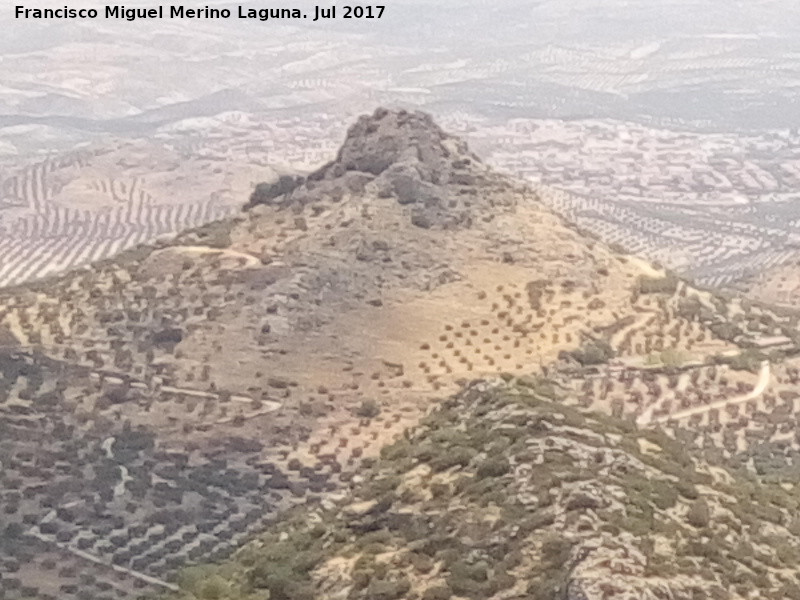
[0,151,239,289]
[534,186,800,290]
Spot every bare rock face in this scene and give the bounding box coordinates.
[245,174,305,210]
[317,107,478,183]
[248,108,485,229]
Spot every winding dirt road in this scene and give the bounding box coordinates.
[637,360,771,426]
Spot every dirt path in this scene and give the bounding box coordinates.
[627,255,666,278]
[638,360,771,426]
[166,245,261,267]
[27,530,178,592]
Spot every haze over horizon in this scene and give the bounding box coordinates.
[3,0,800,140]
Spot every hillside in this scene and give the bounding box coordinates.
[3,109,800,600]
[168,380,800,600]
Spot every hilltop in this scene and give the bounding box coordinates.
[3,109,800,600]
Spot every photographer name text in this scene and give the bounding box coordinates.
[15,4,386,22]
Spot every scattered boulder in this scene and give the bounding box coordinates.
[246,174,305,209]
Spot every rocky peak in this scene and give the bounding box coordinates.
[313,106,480,184]
[247,108,488,230]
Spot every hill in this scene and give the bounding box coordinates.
[168,380,800,600]
[3,109,800,600]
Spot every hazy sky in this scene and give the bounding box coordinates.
[2,0,800,138]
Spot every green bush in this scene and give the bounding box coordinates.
[247,563,314,600]
[430,446,477,472]
[675,480,699,500]
[728,349,767,373]
[570,340,615,366]
[422,585,452,600]
[659,348,689,367]
[637,274,679,295]
[517,376,557,399]
[686,498,711,528]
[779,583,800,600]
[176,566,226,598]
[676,296,703,320]
[517,512,555,535]
[476,457,510,478]
[651,480,679,509]
[709,322,742,342]
[365,577,411,600]
[380,439,411,461]
[356,399,382,418]
[541,537,573,566]
[449,560,489,582]
[774,541,800,565]
[191,219,234,249]
[410,552,435,574]
[198,577,229,600]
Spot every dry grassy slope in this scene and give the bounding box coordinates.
[735,263,800,312]
[0,108,734,463]
[169,381,800,600]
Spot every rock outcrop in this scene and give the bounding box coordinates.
[247,108,487,229]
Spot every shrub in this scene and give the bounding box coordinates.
[565,492,600,511]
[410,552,435,574]
[728,349,767,373]
[676,296,702,320]
[570,340,615,366]
[675,480,699,500]
[775,542,800,565]
[248,563,314,600]
[687,498,711,528]
[151,327,183,347]
[422,585,452,600]
[430,446,477,472]
[518,512,555,535]
[517,376,557,399]
[476,457,510,479]
[430,482,451,499]
[247,175,304,209]
[709,322,742,342]
[651,480,679,509]
[365,577,411,600]
[659,348,688,367]
[356,399,381,418]
[446,560,496,598]
[198,577,229,600]
[779,583,800,600]
[381,440,411,461]
[637,274,678,295]
[541,537,572,566]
